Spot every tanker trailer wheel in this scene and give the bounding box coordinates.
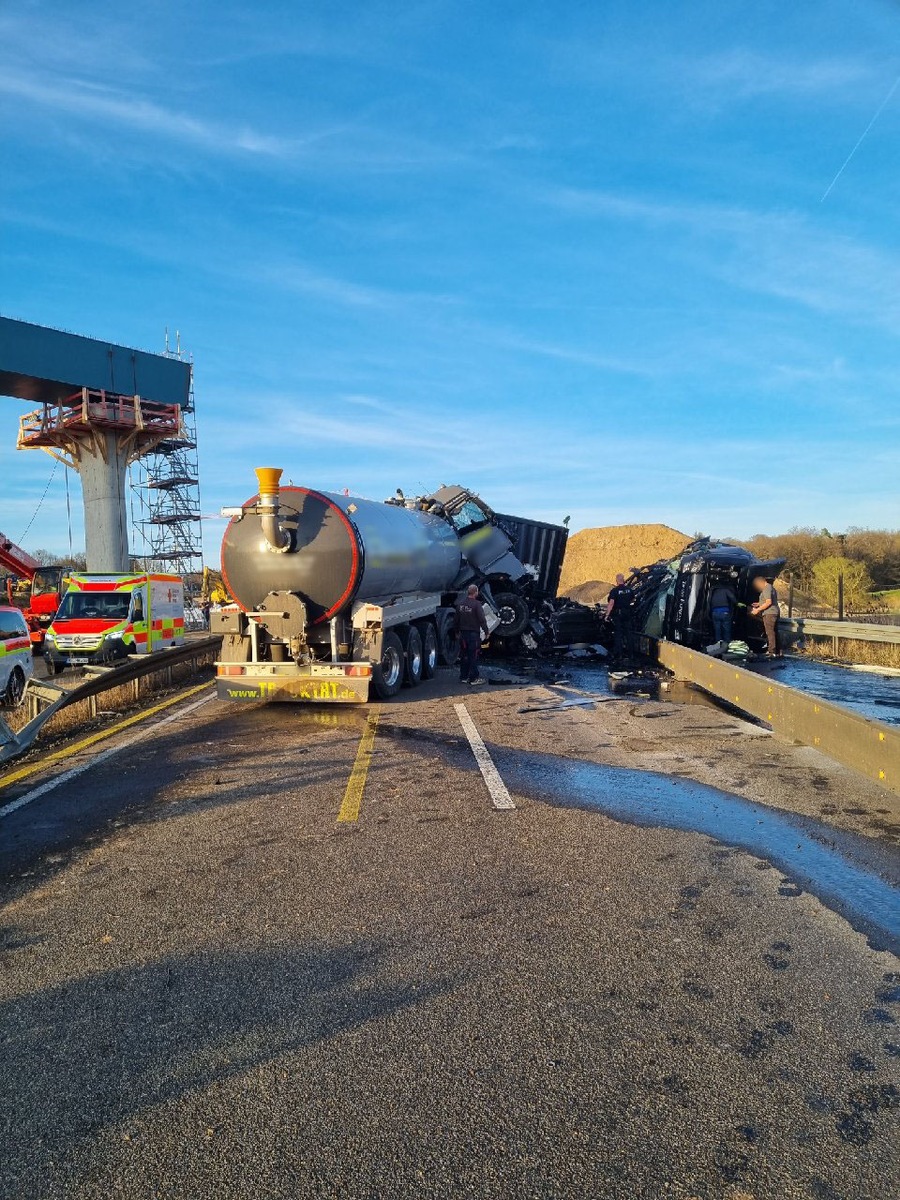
[402,625,423,687]
[494,592,530,639]
[372,631,404,700]
[435,610,459,666]
[418,621,438,679]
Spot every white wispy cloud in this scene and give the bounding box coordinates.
[689,49,874,99]
[471,328,659,377]
[0,71,301,159]
[542,185,900,334]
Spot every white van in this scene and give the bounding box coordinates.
[0,605,33,706]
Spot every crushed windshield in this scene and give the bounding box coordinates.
[451,499,489,532]
[56,591,131,621]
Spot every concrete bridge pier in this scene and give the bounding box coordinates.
[79,431,130,573]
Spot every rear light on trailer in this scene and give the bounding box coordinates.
[344,665,371,677]
[217,665,247,676]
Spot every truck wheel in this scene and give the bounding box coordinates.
[372,631,404,699]
[418,621,438,679]
[45,659,64,676]
[494,592,530,638]
[403,625,423,687]
[435,610,459,666]
[4,667,25,708]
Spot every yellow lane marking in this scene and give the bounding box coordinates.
[0,681,214,792]
[337,708,380,823]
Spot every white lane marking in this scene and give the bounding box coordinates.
[0,694,215,820]
[454,703,515,811]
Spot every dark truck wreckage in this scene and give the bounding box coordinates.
[621,538,786,659]
[214,469,783,704]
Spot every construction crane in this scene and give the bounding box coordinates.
[0,531,68,647]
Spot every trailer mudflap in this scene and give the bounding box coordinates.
[215,661,371,703]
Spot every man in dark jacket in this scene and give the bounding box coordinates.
[605,573,636,664]
[709,580,738,646]
[455,584,490,686]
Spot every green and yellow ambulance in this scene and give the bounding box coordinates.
[44,573,185,673]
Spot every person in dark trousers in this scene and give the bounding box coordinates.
[605,573,636,663]
[455,584,490,685]
[750,576,781,657]
[709,579,738,646]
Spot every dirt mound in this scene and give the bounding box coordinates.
[560,524,690,598]
[563,579,614,605]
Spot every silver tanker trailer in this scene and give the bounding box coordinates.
[214,468,560,703]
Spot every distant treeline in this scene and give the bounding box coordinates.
[735,528,900,595]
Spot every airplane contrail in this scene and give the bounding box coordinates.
[821,71,900,201]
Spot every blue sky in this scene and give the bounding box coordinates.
[1,0,899,565]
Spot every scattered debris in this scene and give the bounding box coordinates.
[518,697,597,714]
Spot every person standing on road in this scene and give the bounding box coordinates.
[750,576,782,657]
[455,584,490,686]
[605,573,636,664]
[709,579,738,647]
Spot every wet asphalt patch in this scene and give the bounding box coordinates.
[493,747,900,955]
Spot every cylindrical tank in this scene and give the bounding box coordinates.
[221,483,462,624]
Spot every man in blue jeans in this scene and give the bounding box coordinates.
[455,585,490,686]
[709,580,738,647]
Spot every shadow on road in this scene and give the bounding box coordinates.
[0,936,456,1191]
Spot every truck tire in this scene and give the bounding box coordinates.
[494,591,530,638]
[403,625,423,687]
[418,621,438,679]
[435,609,458,666]
[4,667,25,708]
[372,631,404,700]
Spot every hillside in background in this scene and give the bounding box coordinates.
[559,524,690,603]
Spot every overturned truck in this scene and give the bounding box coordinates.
[215,469,573,703]
[626,538,785,657]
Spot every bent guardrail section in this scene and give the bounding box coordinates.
[657,641,900,797]
[0,637,221,765]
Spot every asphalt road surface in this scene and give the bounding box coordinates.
[1,668,898,1200]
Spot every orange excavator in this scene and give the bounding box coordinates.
[0,532,68,648]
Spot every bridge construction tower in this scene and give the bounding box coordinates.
[0,317,192,575]
[129,353,203,578]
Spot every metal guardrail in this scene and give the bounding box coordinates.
[183,608,209,633]
[0,636,221,765]
[780,617,900,646]
[656,641,900,797]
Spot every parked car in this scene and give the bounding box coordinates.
[0,604,34,707]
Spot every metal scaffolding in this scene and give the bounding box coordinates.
[129,338,202,581]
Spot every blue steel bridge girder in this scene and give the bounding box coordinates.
[0,316,191,406]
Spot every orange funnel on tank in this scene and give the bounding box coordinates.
[254,467,290,551]
[255,467,283,499]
